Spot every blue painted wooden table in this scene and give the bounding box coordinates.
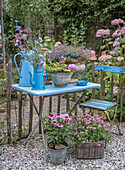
[12,82,101,96]
[12,82,101,160]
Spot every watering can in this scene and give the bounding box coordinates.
[14,53,34,86]
[29,66,48,90]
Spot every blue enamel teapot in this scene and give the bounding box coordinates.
[14,53,34,86]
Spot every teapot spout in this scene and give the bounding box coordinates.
[29,72,35,86]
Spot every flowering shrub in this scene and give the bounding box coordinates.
[96,18,125,66]
[46,56,78,73]
[49,44,92,63]
[46,114,72,146]
[69,114,111,144]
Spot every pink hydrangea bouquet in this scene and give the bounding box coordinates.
[96,18,125,66]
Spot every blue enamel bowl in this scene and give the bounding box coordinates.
[76,80,88,86]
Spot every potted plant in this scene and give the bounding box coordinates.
[46,113,72,164]
[46,56,78,87]
[69,114,112,159]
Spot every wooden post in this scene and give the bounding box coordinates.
[100,71,105,100]
[7,58,12,143]
[49,97,52,113]
[74,92,78,115]
[120,82,123,122]
[0,0,6,69]
[39,97,42,134]
[66,94,70,112]
[57,95,61,113]
[18,92,22,139]
[111,75,113,101]
[29,95,33,134]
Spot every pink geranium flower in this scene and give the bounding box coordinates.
[59,60,63,64]
[82,141,85,143]
[98,144,101,146]
[68,64,78,70]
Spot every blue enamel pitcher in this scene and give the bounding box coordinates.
[29,66,48,90]
[14,53,34,86]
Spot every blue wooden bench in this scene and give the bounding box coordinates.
[79,65,125,135]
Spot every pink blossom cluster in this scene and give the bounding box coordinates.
[96,29,110,37]
[68,64,78,70]
[112,30,122,38]
[113,41,120,47]
[117,57,124,61]
[98,55,112,61]
[55,41,61,46]
[69,113,111,144]
[120,26,125,35]
[111,18,124,25]
[48,113,71,128]
[109,51,116,55]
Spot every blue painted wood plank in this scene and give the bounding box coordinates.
[95,65,125,74]
[12,83,101,97]
[79,99,116,111]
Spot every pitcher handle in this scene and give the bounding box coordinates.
[14,53,25,78]
[43,71,48,84]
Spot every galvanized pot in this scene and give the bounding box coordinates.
[49,72,73,87]
[48,144,67,164]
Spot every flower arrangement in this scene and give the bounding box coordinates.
[48,44,92,64]
[46,56,78,73]
[13,20,55,67]
[96,18,125,66]
[46,114,72,147]
[69,114,111,144]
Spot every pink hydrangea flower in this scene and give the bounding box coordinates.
[109,51,116,55]
[117,57,124,61]
[120,26,125,35]
[57,123,64,127]
[52,120,58,125]
[96,29,110,37]
[112,30,122,38]
[113,41,120,47]
[98,55,112,61]
[111,18,124,25]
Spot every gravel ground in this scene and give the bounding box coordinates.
[0,122,125,170]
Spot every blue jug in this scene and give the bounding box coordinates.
[29,66,48,90]
[14,53,34,86]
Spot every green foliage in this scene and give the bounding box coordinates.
[0,115,8,144]
[46,114,72,145]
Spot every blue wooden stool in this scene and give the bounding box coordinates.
[79,65,125,135]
